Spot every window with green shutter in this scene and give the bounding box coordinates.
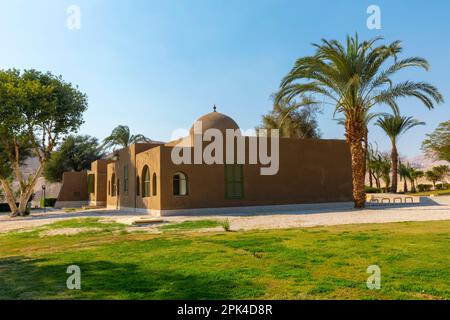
[88,174,95,194]
[123,165,129,195]
[225,165,244,199]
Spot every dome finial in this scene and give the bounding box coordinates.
[213,105,217,112]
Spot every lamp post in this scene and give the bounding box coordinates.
[41,185,46,213]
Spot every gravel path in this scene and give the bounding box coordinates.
[1,196,450,233]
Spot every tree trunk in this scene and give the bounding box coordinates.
[363,130,369,188]
[346,119,366,208]
[411,180,416,193]
[350,139,366,207]
[369,169,373,188]
[16,163,45,215]
[391,144,398,193]
[0,179,18,216]
[404,179,408,193]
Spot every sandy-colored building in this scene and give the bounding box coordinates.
[56,111,353,215]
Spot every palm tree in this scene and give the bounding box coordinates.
[398,161,410,193]
[407,165,423,193]
[375,113,425,193]
[102,125,152,151]
[336,112,388,187]
[276,34,443,207]
[379,153,392,192]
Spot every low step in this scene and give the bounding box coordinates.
[132,218,165,225]
[82,206,106,210]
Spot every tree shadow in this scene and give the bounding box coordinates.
[0,256,264,300]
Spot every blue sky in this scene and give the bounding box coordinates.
[0,0,448,157]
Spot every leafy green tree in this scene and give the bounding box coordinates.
[422,120,450,163]
[257,96,321,139]
[102,125,152,151]
[426,165,449,189]
[0,69,88,216]
[375,113,424,193]
[276,35,443,207]
[425,170,440,190]
[433,165,449,182]
[44,135,105,183]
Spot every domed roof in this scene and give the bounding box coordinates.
[190,111,239,135]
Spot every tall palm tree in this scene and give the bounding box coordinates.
[399,161,410,193]
[379,153,392,192]
[375,113,425,193]
[102,125,152,151]
[276,34,443,207]
[407,165,423,193]
[336,112,388,187]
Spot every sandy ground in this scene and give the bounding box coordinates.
[1,196,450,234]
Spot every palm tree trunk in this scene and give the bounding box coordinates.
[346,121,366,208]
[364,130,369,188]
[411,179,416,193]
[404,179,408,193]
[391,144,398,193]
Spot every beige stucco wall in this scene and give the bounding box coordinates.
[102,138,352,214]
[106,143,163,210]
[157,138,352,211]
[55,171,88,208]
[88,159,107,206]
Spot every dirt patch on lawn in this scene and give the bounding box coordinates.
[40,227,102,237]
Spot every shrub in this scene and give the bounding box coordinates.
[40,198,57,208]
[0,203,33,213]
[220,219,231,232]
[365,186,381,193]
[435,183,449,190]
[0,203,17,212]
[417,184,433,192]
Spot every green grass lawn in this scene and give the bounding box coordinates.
[408,189,450,196]
[0,218,449,300]
[159,219,222,231]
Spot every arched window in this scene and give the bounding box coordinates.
[136,176,140,196]
[173,172,188,196]
[142,166,151,198]
[111,173,117,197]
[152,173,157,196]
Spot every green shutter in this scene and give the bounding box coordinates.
[225,165,244,199]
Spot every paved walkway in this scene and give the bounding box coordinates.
[1,196,450,233]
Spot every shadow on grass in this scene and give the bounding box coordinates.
[0,256,264,300]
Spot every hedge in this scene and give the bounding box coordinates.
[365,186,381,193]
[417,184,433,192]
[40,198,57,208]
[0,203,19,213]
[435,183,449,190]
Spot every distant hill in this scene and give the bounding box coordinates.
[0,157,62,206]
[403,154,449,170]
